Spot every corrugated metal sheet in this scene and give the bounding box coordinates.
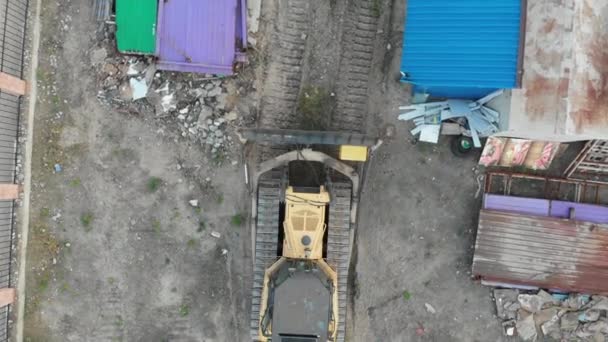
[156,0,241,75]
[473,209,608,294]
[115,0,157,54]
[507,0,608,140]
[400,0,522,99]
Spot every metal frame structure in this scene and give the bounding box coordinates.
[484,171,608,204]
[0,0,28,340]
[564,140,608,184]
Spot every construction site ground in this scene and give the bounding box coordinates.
[24,0,503,341]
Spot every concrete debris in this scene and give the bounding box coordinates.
[424,303,436,314]
[398,90,502,147]
[516,315,538,341]
[494,289,608,340]
[518,293,546,313]
[493,289,520,320]
[95,52,239,156]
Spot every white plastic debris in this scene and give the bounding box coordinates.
[160,93,177,112]
[210,231,221,239]
[127,63,139,76]
[424,303,436,314]
[129,78,148,100]
[189,199,199,207]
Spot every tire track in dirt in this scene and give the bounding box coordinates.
[258,0,312,130]
[95,285,125,341]
[332,0,380,133]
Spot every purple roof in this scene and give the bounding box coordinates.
[156,0,245,75]
[483,194,550,217]
[483,194,608,224]
[550,201,608,224]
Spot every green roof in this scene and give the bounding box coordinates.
[116,0,158,54]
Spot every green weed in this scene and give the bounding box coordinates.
[81,212,94,231]
[231,213,244,227]
[179,304,190,317]
[147,177,162,193]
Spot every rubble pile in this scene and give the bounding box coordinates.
[94,48,240,154]
[494,289,608,341]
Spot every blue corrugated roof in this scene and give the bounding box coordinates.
[400,0,521,99]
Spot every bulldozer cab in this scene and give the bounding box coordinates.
[282,186,330,260]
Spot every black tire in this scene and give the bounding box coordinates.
[451,135,474,157]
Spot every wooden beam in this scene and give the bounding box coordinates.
[0,288,15,307]
[0,72,26,96]
[0,184,20,200]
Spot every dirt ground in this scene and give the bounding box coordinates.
[25,1,251,341]
[23,0,508,341]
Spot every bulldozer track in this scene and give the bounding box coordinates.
[332,0,380,133]
[327,181,353,342]
[250,171,282,341]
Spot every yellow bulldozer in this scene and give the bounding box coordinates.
[241,129,379,342]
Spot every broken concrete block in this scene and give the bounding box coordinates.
[580,309,601,322]
[494,289,519,319]
[516,315,538,341]
[537,289,556,306]
[560,312,580,331]
[540,314,561,340]
[564,294,590,310]
[534,307,558,327]
[576,319,608,339]
[518,294,544,313]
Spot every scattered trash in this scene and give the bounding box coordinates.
[415,322,425,336]
[51,212,62,221]
[129,78,148,100]
[54,164,62,173]
[221,248,228,255]
[160,93,177,112]
[189,199,199,207]
[210,231,221,239]
[95,51,241,156]
[493,289,608,340]
[424,303,436,314]
[398,90,502,147]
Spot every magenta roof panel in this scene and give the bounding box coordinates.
[156,0,242,75]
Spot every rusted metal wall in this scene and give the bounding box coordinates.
[506,0,608,141]
[473,209,608,294]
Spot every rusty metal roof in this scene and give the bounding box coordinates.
[472,209,608,294]
[506,0,608,140]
